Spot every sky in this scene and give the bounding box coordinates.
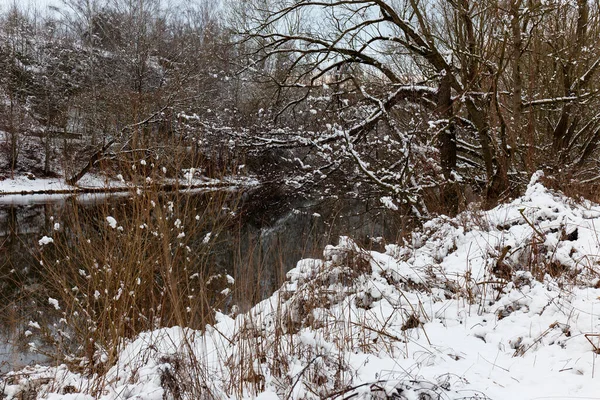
[0,0,195,15]
[0,0,62,14]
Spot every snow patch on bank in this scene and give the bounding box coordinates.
[0,173,259,196]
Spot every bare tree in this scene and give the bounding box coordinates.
[229,0,600,213]
[0,5,36,176]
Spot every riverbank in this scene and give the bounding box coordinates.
[4,173,600,399]
[0,174,259,196]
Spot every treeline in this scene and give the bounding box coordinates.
[2,0,600,217]
[0,0,246,182]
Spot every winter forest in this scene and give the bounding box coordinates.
[3,0,600,398]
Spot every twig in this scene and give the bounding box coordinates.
[285,355,323,400]
[518,208,546,242]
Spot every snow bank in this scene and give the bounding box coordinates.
[0,176,70,194]
[0,174,258,196]
[6,176,600,399]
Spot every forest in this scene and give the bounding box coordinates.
[2,0,600,399]
[2,0,600,215]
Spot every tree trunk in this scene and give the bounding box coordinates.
[67,138,115,185]
[437,73,458,215]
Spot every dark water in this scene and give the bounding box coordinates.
[0,186,403,371]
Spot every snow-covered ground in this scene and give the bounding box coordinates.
[5,172,600,399]
[0,176,71,194]
[0,174,134,195]
[0,173,259,196]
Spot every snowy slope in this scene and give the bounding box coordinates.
[5,172,600,399]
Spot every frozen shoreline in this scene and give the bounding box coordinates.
[0,174,259,197]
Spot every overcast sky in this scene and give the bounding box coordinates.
[0,0,61,13]
[0,0,197,15]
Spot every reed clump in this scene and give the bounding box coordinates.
[36,178,240,374]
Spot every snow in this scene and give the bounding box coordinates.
[105,216,117,229]
[0,177,69,194]
[10,176,600,399]
[380,195,398,210]
[0,174,135,195]
[38,236,53,246]
[48,298,60,310]
[0,173,259,197]
[28,321,41,330]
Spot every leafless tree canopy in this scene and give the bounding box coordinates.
[1,0,600,216]
[231,0,600,213]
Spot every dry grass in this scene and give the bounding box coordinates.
[35,178,240,375]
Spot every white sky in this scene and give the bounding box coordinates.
[0,0,62,14]
[0,0,198,16]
